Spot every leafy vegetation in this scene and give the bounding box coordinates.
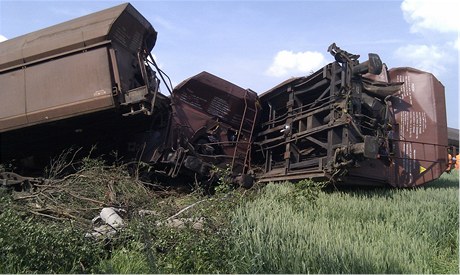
[0,158,458,274]
[0,203,105,273]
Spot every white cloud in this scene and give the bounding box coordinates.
[266,50,327,77]
[394,44,446,76]
[401,0,459,33]
[0,35,7,42]
[398,0,458,79]
[454,38,460,50]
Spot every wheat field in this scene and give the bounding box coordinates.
[232,171,459,274]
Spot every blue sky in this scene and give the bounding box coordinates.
[0,0,458,128]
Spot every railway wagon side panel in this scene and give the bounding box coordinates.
[388,68,448,187]
[0,69,27,130]
[26,47,115,126]
[0,46,116,133]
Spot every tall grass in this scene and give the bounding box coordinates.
[232,172,459,274]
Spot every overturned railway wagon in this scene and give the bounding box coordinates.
[253,44,448,187]
[0,3,164,131]
[0,3,169,169]
[128,71,259,185]
[0,3,449,188]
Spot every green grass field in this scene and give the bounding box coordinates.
[232,171,459,274]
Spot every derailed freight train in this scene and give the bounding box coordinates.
[0,3,448,188]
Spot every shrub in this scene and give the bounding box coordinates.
[0,207,105,273]
[133,192,243,274]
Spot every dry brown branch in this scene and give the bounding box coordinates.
[107,180,116,203]
[14,193,40,200]
[39,192,60,206]
[13,184,53,200]
[57,210,81,221]
[29,210,65,221]
[9,156,160,228]
[66,191,105,205]
[74,206,103,211]
[47,147,83,179]
[166,198,208,221]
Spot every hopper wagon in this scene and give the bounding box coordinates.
[0,3,169,172]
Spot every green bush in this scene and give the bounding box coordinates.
[91,189,245,274]
[0,158,245,274]
[149,225,234,273]
[131,193,243,274]
[0,207,105,273]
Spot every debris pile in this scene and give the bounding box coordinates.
[8,160,155,227]
[3,159,208,236]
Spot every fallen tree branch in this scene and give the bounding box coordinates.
[14,193,40,200]
[29,210,65,221]
[166,199,208,221]
[67,191,105,205]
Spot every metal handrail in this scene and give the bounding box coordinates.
[231,90,249,170]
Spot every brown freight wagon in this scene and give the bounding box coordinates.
[124,71,260,186]
[0,3,164,133]
[0,3,170,171]
[253,44,449,187]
